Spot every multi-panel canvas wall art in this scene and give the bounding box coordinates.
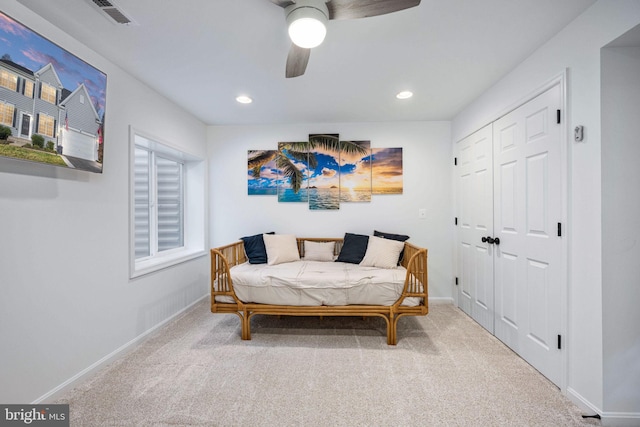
[0,12,107,174]
[247,134,402,210]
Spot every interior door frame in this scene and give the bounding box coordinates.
[453,71,568,391]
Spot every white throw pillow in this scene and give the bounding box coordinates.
[359,235,405,269]
[303,241,335,261]
[263,234,300,265]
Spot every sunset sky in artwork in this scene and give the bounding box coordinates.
[339,141,371,191]
[371,148,403,193]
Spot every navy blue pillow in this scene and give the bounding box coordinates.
[336,233,369,264]
[374,230,410,242]
[374,230,410,264]
[240,232,274,264]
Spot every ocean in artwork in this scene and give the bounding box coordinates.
[248,187,277,196]
[309,188,340,210]
[278,188,309,203]
[278,187,342,210]
[340,188,373,202]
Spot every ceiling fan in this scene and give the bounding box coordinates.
[270,0,421,78]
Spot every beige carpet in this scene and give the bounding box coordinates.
[54,300,600,426]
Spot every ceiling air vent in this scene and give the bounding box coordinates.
[88,0,136,25]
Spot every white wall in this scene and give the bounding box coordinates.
[208,121,453,299]
[0,1,209,404]
[601,43,640,416]
[452,0,640,422]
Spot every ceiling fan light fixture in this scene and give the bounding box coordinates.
[285,1,329,49]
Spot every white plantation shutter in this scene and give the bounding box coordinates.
[156,156,184,252]
[133,147,184,260]
[134,147,151,259]
[130,130,204,279]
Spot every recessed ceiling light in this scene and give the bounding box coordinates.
[236,95,253,104]
[396,91,413,100]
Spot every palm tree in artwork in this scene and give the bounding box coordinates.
[248,135,369,194]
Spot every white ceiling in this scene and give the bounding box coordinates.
[16,0,596,126]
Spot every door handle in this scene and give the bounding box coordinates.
[482,236,500,245]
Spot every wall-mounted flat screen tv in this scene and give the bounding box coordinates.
[0,11,107,174]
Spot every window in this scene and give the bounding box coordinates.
[0,102,15,127]
[130,129,206,277]
[37,113,55,138]
[134,147,184,258]
[40,82,57,104]
[0,69,18,91]
[23,80,34,98]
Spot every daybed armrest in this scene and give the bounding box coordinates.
[210,241,246,305]
[395,242,428,308]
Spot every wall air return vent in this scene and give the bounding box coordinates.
[87,0,137,25]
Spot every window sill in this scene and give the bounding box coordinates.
[130,248,207,279]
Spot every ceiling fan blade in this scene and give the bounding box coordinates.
[285,43,311,78]
[327,0,420,20]
[270,0,295,8]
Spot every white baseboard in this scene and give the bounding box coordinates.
[32,294,209,404]
[600,412,640,427]
[565,386,606,425]
[566,386,600,416]
[564,387,640,425]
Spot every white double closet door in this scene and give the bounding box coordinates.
[455,83,564,386]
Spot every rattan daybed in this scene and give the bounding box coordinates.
[210,235,428,345]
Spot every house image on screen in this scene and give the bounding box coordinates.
[0,58,101,162]
[59,84,101,161]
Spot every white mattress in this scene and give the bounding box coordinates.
[216,260,422,307]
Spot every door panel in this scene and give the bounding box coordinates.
[499,161,518,232]
[460,242,472,313]
[458,169,473,315]
[455,124,494,332]
[526,153,549,235]
[493,84,562,385]
[474,245,491,310]
[527,258,550,348]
